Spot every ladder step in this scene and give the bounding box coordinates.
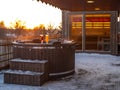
[10,59,49,73]
[4,70,48,86]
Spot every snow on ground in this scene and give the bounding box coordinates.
[0,53,120,90]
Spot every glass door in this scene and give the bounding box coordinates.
[70,15,82,50]
[85,14,111,51]
[70,13,111,52]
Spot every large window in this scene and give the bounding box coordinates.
[70,13,111,51]
[70,15,82,50]
[85,14,111,51]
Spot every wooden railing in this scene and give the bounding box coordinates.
[0,41,13,69]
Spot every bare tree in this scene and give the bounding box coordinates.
[0,21,7,38]
[9,19,26,36]
[34,24,46,36]
[0,21,6,29]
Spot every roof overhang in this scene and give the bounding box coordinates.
[37,0,120,11]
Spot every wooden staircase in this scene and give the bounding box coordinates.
[4,59,49,86]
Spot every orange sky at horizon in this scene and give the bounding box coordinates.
[0,0,62,29]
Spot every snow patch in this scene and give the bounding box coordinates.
[0,53,120,90]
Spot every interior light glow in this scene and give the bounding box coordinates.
[118,17,120,22]
[95,8,100,10]
[87,0,94,3]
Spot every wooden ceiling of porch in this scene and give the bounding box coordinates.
[37,0,120,11]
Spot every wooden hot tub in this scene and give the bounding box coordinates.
[12,41,75,78]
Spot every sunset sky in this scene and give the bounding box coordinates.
[0,0,62,29]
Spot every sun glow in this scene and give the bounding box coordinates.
[0,0,62,29]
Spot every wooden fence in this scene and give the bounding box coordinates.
[0,40,13,69]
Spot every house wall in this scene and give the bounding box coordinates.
[62,11,118,55]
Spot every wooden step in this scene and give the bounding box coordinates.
[10,59,49,73]
[4,70,48,86]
